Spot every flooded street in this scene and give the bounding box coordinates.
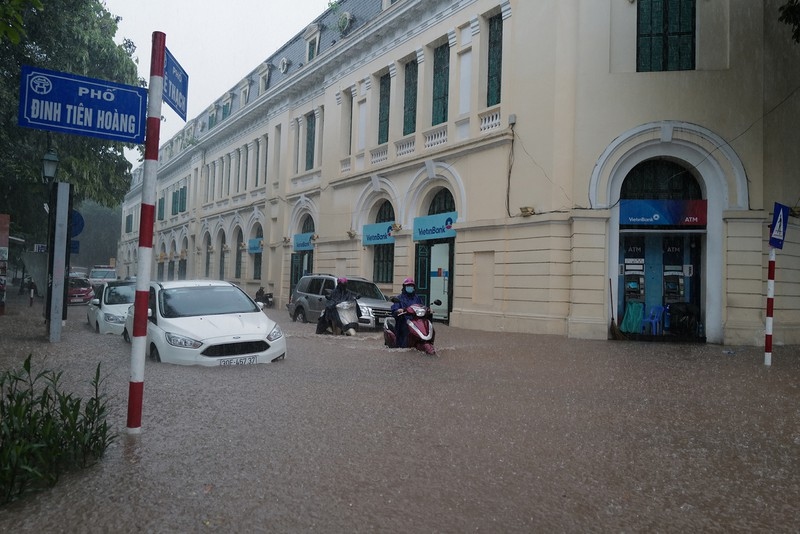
[1,291,798,532]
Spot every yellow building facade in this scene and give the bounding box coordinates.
[120,0,800,345]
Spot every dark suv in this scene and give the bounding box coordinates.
[287,274,393,329]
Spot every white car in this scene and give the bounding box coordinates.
[124,280,286,366]
[87,281,136,335]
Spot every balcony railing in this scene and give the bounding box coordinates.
[479,107,502,133]
[370,145,388,165]
[424,124,448,149]
[395,136,415,157]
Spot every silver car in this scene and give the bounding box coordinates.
[286,274,392,329]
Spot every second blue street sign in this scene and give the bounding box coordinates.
[18,65,148,144]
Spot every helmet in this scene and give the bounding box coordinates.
[337,276,348,284]
[402,277,415,286]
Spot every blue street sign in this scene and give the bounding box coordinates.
[18,65,147,143]
[769,202,790,249]
[164,48,188,121]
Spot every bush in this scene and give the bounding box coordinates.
[0,355,115,504]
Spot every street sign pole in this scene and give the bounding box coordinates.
[127,31,165,433]
[764,246,776,367]
[764,203,790,367]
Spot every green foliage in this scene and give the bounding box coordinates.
[0,355,115,504]
[0,0,43,44]
[0,0,142,242]
[779,0,800,43]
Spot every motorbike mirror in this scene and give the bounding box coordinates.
[433,299,442,306]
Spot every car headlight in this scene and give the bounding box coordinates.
[165,332,203,349]
[267,324,284,342]
[359,305,372,316]
[103,313,126,324]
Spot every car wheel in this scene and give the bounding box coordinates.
[295,307,307,323]
[149,345,161,363]
[122,328,130,343]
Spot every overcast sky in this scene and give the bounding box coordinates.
[103,0,330,160]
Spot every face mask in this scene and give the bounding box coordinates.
[405,286,414,294]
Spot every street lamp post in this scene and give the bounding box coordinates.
[41,148,71,342]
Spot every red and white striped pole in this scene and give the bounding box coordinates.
[127,31,165,432]
[764,247,776,367]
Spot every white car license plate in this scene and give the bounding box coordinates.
[219,355,257,366]
[70,298,83,303]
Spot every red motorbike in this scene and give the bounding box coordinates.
[383,299,442,355]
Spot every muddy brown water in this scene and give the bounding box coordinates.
[0,290,798,532]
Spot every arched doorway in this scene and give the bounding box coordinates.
[414,188,456,322]
[290,216,315,295]
[617,159,706,340]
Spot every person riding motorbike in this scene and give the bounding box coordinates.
[390,277,423,348]
[316,276,360,334]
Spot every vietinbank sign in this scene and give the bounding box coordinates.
[413,211,458,241]
[362,222,395,246]
[294,232,314,251]
[620,200,706,226]
[18,65,147,143]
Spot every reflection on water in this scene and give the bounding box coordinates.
[0,296,798,532]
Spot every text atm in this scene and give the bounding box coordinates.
[662,236,685,305]
[623,236,645,303]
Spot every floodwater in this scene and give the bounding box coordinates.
[0,290,798,532]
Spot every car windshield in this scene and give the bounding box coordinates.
[346,280,385,300]
[159,286,259,318]
[104,284,135,305]
[90,269,115,279]
[69,278,91,289]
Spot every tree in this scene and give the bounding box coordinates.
[0,0,141,243]
[779,0,800,42]
[0,0,42,44]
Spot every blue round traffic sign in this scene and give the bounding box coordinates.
[70,210,84,237]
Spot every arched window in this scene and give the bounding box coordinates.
[302,216,315,234]
[428,188,456,215]
[219,234,226,280]
[621,159,702,200]
[374,200,395,283]
[253,226,263,281]
[204,235,211,278]
[234,229,244,279]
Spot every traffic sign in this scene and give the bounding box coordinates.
[70,210,84,238]
[164,48,188,121]
[18,65,147,143]
[769,202,789,249]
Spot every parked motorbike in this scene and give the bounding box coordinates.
[384,299,442,355]
[255,287,274,308]
[316,297,360,336]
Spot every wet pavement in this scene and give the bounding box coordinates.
[0,289,798,532]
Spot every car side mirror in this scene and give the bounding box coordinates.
[390,296,400,303]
